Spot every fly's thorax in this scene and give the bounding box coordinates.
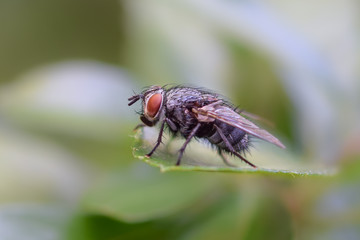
[141,86,166,124]
[164,87,220,129]
[165,87,204,110]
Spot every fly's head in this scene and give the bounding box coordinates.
[128,86,165,126]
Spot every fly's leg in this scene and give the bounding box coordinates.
[165,118,177,132]
[214,125,256,168]
[133,123,146,131]
[176,123,201,166]
[162,119,177,154]
[128,94,142,106]
[217,148,237,167]
[145,120,166,158]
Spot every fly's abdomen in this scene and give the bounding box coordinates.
[207,121,249,153]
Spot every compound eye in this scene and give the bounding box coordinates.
[146,93,162,118]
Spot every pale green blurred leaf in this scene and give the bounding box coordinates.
[0,204,71,240]
[303,159,360,240]
[0,62,136,140]
[0,126,90,204]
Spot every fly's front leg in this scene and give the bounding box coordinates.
[165,118,177,132]
[162,118,177,152]
[145,120,166,158]
[133,123,146,131]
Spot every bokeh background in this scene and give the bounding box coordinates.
[0,0,359,239]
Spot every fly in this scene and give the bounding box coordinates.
[128,85,285,168]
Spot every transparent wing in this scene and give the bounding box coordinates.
[237,110,274,128]
[194,102,286,149]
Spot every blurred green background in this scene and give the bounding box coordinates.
[0,0,359,239]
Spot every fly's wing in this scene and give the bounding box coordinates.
[194,102,286,149]
[236,110,274,128]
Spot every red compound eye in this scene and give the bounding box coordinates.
[146,93,162,118]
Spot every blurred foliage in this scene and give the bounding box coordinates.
[0,0,123,84]
[0,0,359,240]
[226,41,294,142]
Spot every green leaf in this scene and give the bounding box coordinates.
[177,193,254,240]
[82,164,217,223]
[242,197,293,240]
[176,192,293,240]
[132,129,333,176]
[66,214,174,240]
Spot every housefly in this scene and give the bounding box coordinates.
[128,86,285,168]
